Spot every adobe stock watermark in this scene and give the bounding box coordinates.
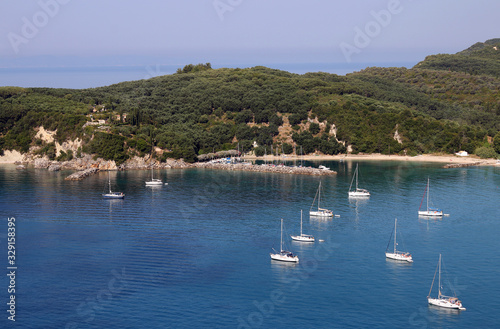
[7,0,72,54]
[237,236,340,328]
[339,0,410,63]
[64,267,134,329]
[213,0,244,21]
[144,64,166,80]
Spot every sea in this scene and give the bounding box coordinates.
[0,160,499,328]
[0,62,415,89]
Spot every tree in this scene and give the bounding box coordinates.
[282,143,293,154]
[309,122,320,135]
[493,132,500,154]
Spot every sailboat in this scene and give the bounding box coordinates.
[102,170,125,199]
[145,166,163,186]
[309,181,333,217]
[418,177,443,217]
[348,164,370,198]
[291,210,315,242]
[427,254,466,310]
[270,219,299,262]
[385,218,412,262]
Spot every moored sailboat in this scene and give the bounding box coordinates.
[427,254,465,310]
[418,177,443,217]
[385,218,412,262]
[145,166,163,186]
[102,170,125,199]
[291,210,315,242]
[309,181,333,217]
[270,219,299,262]
[348,164,370,198]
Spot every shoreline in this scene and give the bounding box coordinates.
[242,153,500,166]
[1,151,498,168]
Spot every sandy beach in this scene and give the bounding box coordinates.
[1,151,498,167]
[243,153,500,166]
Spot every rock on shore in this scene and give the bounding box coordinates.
[443,162,482,168]
[65,168,100,180]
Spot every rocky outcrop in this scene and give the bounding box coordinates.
[48,164,61,171]
[65,168,99,180]
[34,158,50,169]
[443,162,482,168]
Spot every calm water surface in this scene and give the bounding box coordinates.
[0,161,499,328]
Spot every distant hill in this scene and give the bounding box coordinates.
[415,38,500,77]
[1,44,499,164]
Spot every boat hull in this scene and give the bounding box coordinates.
[145,180,163,186]
[102,193,125,199]
[418,210,443,217]
[428,297,465,310]
[270,253,299,262]
[291,235,315,242]
[309,211,333,217]
[348,191,370,198]
[385,252,413,262]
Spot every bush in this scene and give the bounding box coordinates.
[85,132,128,165]
[309,122,320,135]
[475,146,498,159]
[493,132,500,154]
[282,143,293,154]
[254,146,266,157]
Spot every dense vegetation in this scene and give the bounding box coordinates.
[1,41,499,162]
[415,38,500,77]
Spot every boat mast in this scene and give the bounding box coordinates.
[394,218,397,253]
[438,253,442,297]
[300,210,303,236]
[318,182,321,210]
[280,218,283,252]
[300,145,303,167]
[427,178,430,211]
[355,164,359,191]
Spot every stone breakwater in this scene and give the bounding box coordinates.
[193,162,337,175]
[443,162,482,168]
[12,153,336,179]
[65,168,100,180]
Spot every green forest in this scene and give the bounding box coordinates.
[1,40,500,164]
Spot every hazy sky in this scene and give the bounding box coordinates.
[1,0,499,68]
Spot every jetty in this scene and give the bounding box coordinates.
[65,168,99,180]
[443,162,482,169]
[194,162,336,175]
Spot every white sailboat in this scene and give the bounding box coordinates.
[145,166,163,186]
[291,210,315,242]
[102,171,125,199]
[385,218,412,262]
[309,181,333,217]
[427,254,466,310]
[348,164,370,198]
[418,177,443,217]
[270,219,299,262]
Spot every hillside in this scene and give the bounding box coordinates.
[1,43,500,164]
[415,38,500,77]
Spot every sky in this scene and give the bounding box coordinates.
[0,0,499,86]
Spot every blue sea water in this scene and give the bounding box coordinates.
[0,62,415,89]
[0,161,499,328]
